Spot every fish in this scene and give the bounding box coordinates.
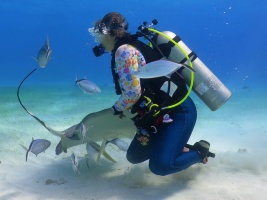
[76,78,101,94]
[106,138,129,152]
[71,153,81,174]
[85,142,99,168]
[35,36,52,68]
[79,123,87,143]
[85,141,117,164]
[21,138,51,162]
[133,58,195,79]
[96,139,107,162]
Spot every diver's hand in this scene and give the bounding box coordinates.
[111,106,125,119]
[111,106,123,115]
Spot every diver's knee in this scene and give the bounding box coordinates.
[149,161,171,176]
[126,152,140,164]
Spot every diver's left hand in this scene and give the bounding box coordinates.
[111,106,124,117]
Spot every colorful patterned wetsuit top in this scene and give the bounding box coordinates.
[113,44,146,111]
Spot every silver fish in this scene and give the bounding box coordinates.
[86,142,99,159]
[71,153,80,174]
[86,141,117,163]
[36,36,52,68]
[107,138,129,152]
[76,78,101,94]
[22,138,51,162]
[96,139,107,162]
[85,142,99,169]
[79,123,87,143]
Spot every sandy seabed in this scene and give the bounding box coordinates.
[0,85,266,200]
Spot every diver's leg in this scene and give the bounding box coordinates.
[126,123,162,164]
[126,135,149,164]
[149,97,203,176]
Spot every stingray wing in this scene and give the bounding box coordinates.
[56,108,136,154]
[81,108,136,141]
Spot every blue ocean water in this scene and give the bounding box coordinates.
[0,0,266,87]
[0,1,267,200]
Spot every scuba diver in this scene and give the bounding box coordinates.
[88,12,216,176]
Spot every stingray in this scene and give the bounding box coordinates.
[17,69,136,157]
[52,108,136,155]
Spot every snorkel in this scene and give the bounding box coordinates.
[92,44,106,57]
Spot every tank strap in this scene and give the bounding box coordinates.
[154,35,182,58]
[180,51,198,64]
[167,35,181,47]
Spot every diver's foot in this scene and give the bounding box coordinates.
[191,140,216,163]
[193,140,210,164]
[185,140,215,163]
[194,140,210,155]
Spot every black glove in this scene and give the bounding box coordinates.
[111,105,123,115]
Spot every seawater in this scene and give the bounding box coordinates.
[0,1,267,199]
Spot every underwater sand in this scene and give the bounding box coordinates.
[0,84,267,200]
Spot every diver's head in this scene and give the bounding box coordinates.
[89,12,129,56]
[98,12,129,38]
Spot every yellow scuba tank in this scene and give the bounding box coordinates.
[154,31,231,111]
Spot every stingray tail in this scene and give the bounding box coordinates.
[26,149,30,162]
[46,126,63,137]
[17,68,62,137]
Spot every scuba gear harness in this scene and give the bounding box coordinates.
[92,19,231,147]
[110,28,189,138]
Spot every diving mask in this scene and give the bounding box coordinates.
[88,23,110,37]
[88,23,109,57]
[88,21,127,57]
